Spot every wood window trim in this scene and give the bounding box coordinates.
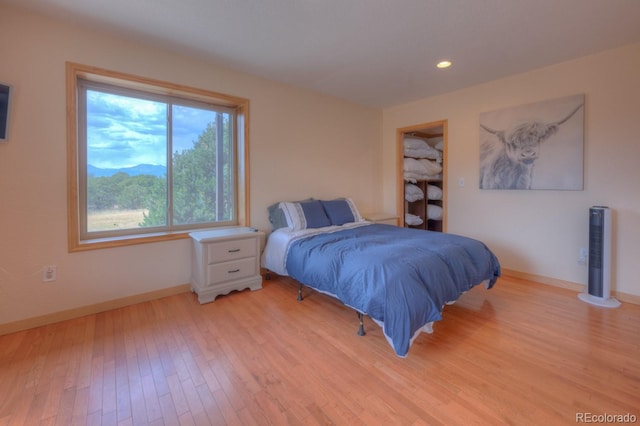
[66,62,251,252]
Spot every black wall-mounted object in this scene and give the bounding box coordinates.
[0,83,11,141]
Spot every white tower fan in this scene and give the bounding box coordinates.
[578,206,621,308]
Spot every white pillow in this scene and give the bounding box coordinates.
[403,158,423,174]
[405,213,424,226]
[403,137,428,150]
[404,137,442,161]
[403,158,442,176]
[405,183,424,202]
[403,172,420,183]
[419,159,442,176]
[426,184,442,200]
[427,204,443,220]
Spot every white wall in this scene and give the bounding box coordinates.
[0,6,381,326]
[383,43,640,297]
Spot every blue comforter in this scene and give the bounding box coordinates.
[285,224,501,357]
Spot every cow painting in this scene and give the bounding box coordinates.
[479,95,584,190]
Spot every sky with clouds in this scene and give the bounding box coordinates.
[86,90,217,169]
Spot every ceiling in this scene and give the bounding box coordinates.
[7,0,640,108]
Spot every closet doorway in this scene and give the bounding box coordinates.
[396,120,447,231]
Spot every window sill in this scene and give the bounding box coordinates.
[69,231,191,252]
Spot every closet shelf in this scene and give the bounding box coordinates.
[403,129,445,232]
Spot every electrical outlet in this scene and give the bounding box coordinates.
[578,248,588,266]
[42,265,57,282]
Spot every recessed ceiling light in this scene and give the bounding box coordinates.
[437,60,452,69]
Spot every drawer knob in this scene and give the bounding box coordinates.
[228,269,240,273]
[228,248,241,253]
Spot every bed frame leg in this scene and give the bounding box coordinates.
[357,312,366,336]
[297,283,304,302]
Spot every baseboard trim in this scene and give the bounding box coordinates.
[0,283,192,336]
[501,268,640,305]
[3,269,638,336]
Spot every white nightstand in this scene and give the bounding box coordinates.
[189,227,264,304]
[363,212,399,226]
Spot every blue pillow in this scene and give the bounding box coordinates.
[321,198,362,226]
[281,200,331,230]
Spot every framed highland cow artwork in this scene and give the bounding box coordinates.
[479,94,584,190]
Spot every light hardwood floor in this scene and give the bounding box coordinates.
[0,274,638,425]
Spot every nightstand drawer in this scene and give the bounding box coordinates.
[207,238,257,263]
[207,257,256,286]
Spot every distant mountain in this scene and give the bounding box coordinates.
[88,164,166,177]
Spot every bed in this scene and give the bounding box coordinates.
[261,198,501,357]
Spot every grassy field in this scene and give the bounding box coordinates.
[88,209,148,231]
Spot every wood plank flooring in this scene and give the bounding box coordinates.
[0,274,638,425]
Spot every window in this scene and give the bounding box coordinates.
[67,63,250,251]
